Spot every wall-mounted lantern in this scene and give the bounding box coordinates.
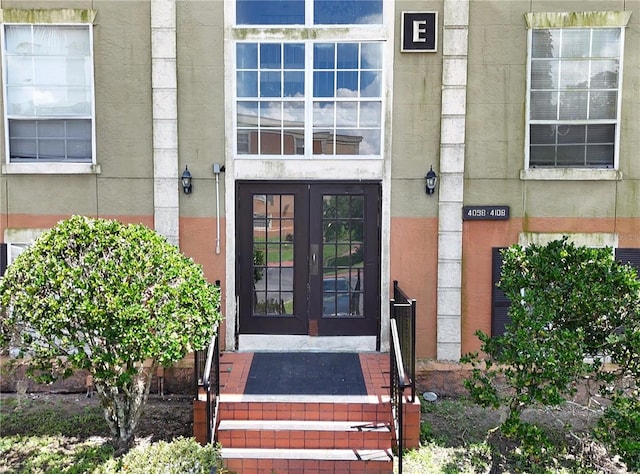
[425,166,437,196]
[181,165,193,194]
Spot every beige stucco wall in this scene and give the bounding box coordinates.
[0,0,154,218]
[176,0,225,219]
[465,0,640,221]
[391,1,443,219]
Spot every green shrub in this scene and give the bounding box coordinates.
[462,239,640,470]
[594,390,640,471]
[95,437,224,474]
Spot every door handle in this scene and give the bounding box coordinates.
[310,244,319,275]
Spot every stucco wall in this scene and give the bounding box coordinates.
[0,1,154,221]
[460,0,640,357]
[176,0,226,220]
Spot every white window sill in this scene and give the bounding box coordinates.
[520,168,622,181]
[2,163,101,175]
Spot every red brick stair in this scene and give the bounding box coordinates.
[217,395,394,473]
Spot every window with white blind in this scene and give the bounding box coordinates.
[2,24,95,164]
[526,26,624,169]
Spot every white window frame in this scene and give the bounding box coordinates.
[230,0,389,161]
[1,12,99,175]
[522,11,630,181]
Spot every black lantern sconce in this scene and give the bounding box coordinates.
[425,165,438,196]
[181,165,193,194]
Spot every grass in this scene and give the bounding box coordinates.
[0,396,113,473]
[0,436,114,474]
[0,394,228,474]
[1,397,108,438]
[397,397,626,474]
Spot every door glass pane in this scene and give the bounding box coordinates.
[252,194,295,316]
[322,194,364,318]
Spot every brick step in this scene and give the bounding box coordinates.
[218,396,391,424]
[221,447,394,474]
[217,419,392,450]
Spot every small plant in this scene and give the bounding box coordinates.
[95,437,224,474]
[0,216,222,455]
[419,421,434,444]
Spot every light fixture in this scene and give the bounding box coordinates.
[425,166,437,196]
[181,165,193,194]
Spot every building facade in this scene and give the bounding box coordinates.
[1,0,638,383]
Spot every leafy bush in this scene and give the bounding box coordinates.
[594,390,640,471]
[95,437,224,474]
[0,216,222,454]
[462,238,640,469]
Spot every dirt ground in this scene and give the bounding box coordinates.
[0,391,194,442]
[1,390,604,444]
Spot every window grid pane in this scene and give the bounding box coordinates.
[312,42,382,156]
[528,27,621,168]
[252,194,296,317]
[8,119,92,162]
[529,124,615,168]
[236,0,382,26]
[236,43,305,155]
[4,24,94,163]
[236,40,383,157]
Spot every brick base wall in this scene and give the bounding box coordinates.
[0,357,197,396]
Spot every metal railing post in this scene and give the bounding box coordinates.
[390,280,417,474]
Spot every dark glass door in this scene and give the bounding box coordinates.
[237,181,380,337]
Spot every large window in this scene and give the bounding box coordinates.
[2,24,94,163]
[526,26,623,168]
[234,1,385,159]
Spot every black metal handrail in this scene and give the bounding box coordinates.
[194,281,222,444]
[201,322,220,443]
[390,319,410,474]
[389,280,417,474]
[391,280,416,402]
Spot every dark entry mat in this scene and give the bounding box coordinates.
[244,352,367,395]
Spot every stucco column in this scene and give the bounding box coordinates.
[151,0,179,245]
[436,0,469,361]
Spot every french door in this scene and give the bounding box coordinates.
[236,181,381,337]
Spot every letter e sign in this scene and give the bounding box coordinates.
[401,12,438,52]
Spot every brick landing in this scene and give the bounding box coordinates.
[217,352,390,399]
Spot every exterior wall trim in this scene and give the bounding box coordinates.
[520,169,623,181]
[151,0,180,246]
[524,11,632,29]
[0,8,97,23]
[436,0,469,361]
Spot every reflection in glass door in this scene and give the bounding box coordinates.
[252,194,295,316]
[321,194,364,318]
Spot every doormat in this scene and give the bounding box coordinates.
[244,352,367,395]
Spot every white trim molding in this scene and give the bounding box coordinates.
[151,0,180,246]
[436,0,469,362]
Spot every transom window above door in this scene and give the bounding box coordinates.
[236,41,383,157]
[232,0,387,160]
